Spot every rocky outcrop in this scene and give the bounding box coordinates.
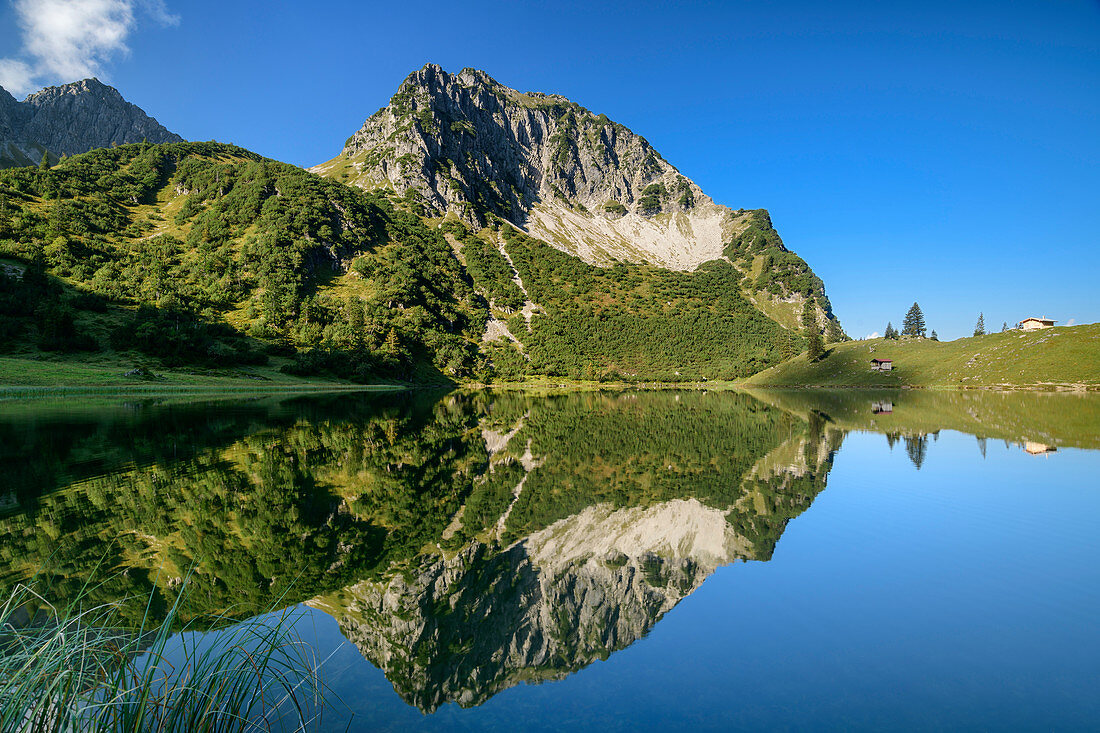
[0,78,182,168]
[313,64,762,270]
[317,65,697,218]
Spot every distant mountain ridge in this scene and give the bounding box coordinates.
[0,78,182,168]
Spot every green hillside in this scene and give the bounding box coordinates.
[0,142,489,384]
[745,324,1100,389]
[447,221,799,381]
[0,141,805,386]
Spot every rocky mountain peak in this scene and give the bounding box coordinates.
[316,64,746,269]
[314,65,840,333]
[0,77,182,168]
[23,77,118,105]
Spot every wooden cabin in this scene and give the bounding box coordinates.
[870,358,893,371]
[1017,317,1056,331]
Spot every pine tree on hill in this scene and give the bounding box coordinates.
[902,302,926,338]
[930,330,939,341]
[974,313,986,337]
[803,302,824,360]
[884,322,899,339]
[806,329,825,361]
[1002,321,1008,332]
[800,298,817,331]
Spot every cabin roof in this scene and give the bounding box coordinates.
[871,358,892,363]
[1020,317,1056,323]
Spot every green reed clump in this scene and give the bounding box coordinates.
[0,576,334,732]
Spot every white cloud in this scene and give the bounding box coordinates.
[865,331,881,340]
[138,0,178,27]
[0,59,36,95]
[0,0,178,96]
[1066,318,1076,326]
[20,0,134,80]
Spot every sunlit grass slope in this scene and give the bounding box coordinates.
[744,324,1100,389]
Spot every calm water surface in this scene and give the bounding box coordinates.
[2,388,1098,730]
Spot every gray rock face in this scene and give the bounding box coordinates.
[0,86,30,140]
[0,78,182,168]
[315,64,705,228]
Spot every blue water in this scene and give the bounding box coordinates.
[5,391,1098,731]
[280,430,1099,731]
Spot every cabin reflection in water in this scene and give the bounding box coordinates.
[1023,441,1057,455]
[871,400,893,414]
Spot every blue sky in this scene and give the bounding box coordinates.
[1,0,1097,339]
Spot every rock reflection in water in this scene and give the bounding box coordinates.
[310,394,840,711]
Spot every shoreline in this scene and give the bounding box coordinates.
[2,380,1097,400]
[0,383,411,401]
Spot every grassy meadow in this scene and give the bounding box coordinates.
[745,323,1100,389]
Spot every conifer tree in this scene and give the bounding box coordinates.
[803,301,824,360]
[0,193,9,239]
[902,302,926,338]
[39,150,50,170]
[800,298,817,330]
[1002,321,1008,332]
[806,329,825,361]
[384,327,400,355]
[974,312,986,337]
[884,322,898,339]
[930,330,939,341]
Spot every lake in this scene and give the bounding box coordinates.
[2,388,1098,730]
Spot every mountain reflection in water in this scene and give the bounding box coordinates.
[2,387,1097,715]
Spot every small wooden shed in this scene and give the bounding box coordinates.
[870,358,893,371]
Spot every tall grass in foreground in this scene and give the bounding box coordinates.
[0,577,336,732]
